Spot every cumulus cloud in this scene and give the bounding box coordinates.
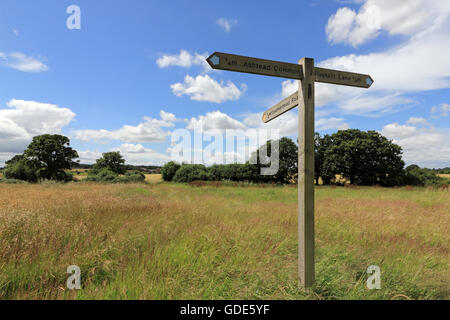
[159,110,177,122]
[156,50,209,71]
[186,110,246,135]
[73,113,174,143]
[284,3,450,117]
[381,121,450,168]
[0,52,48,73]
[0,99,75,153]
[171,74,246,103]
[77,144,170,166]
[326,0,450,47]
[216,18,238,32]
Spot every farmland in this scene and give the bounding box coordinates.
[0,182,448,299]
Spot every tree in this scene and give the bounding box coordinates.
[3,155,38,182]
[24,134,78,181]
[404,164,446,186]
[321,129,405,186]
[161,161,181,181]
[250,137,298,183]
[91,151,125,175]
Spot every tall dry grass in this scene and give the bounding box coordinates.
[0,183,448,299]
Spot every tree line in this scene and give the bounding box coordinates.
[1,134,144,183]
[1,131,448,187]
[162,129,448,187]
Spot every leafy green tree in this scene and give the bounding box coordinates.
[250,137,298,183]
[91,151,125,175]
[322,129,405,186]
[3,155,38,182]
[405,165,446,186]
[161,161,181,181]
[23,134,78,181]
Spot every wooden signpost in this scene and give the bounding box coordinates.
[206,52,373,288]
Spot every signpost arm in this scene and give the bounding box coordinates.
[298,57,315,288]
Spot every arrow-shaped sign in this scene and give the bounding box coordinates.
[206,52,304,80]
[314,67,374,88]
[262,91,299,123]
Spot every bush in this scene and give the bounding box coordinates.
[3,158,38,182]
[404,165,446,187]
[84,169,145,183]
[121,170,146,182]
[207,164,226,181]
[173,164,210,183]
[161,161,181,181]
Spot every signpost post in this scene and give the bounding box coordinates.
[206,52,373,288]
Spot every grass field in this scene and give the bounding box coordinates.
[0,182,448,300]
[144,174,162,183]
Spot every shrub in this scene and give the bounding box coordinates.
[3,157,38,182]
[85,168,118,182]
[173,164,210,183]
[84,169,145,183]
[161,161,181,181]
[121,170,146,182]
[404,165,446,187]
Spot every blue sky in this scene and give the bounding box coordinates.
[0,0,449,168]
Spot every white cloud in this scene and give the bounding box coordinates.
[316,117,350,131]
[118,143,146,154]
[73,114,174,143]
[337,92,414,115]
[326,0,450,47]
[77,144,170,166]
[407,117,430,126]
[0,152,19,167]
[243,110,298,137]
[12,28,19,36]
[159,110,177,122]
[171,74,246,103]
[0,99,75,153]
[187,110,246,135]
[216,18,237,32]
[326,7,360,45]
[0,52,48,73]
[308,4,450,117]
[116,143,169,165]
[381,123,417,138]
[381,122,450,168]
[156,50,209,71]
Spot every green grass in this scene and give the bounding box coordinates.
[0,183,448,299]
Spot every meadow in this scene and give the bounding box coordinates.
[0,180,448,300]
